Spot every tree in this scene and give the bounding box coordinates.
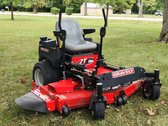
[90,0,136,13]
[156,0,163,10]
[124,0,136,10]
[114,0,136,13]
[137,0,143,17]
[49,0,64,10]
[0,0,3,6]
[2,0,20,20]
[137,0,163,17]
[144,0,157,14]
[24,0,49,13]
[71,0,84,13]
[63,0,84,13]
[159,0,168,43]
[84,2,87,15]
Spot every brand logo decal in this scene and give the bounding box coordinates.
[78,58,94,65]
[112,68,135,78]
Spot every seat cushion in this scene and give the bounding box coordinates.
[66,40,97,52]
[56,19,97,52]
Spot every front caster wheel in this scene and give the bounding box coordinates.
[116,96,123,106]
[91,102,105,120]
[142,83,160,100]
[62,106,70,116]
[121,95,128,105]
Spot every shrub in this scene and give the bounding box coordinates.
[51,7,60,15]
[65,7,73,15]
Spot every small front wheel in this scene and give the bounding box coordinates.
[121,95,128,105]
[151,85,160,100]
[142,83,160,100]
[116,96,123,106]
[62,106,70,116]
[91,102,105,120]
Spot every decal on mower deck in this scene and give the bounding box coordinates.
[112,68,135,78]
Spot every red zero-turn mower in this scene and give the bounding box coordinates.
[15,7,162,120]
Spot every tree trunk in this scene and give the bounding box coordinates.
[159,0,168,43]
[138,0,143,18]
[84,2,87,16]
[33,5,38,13]
[11,2,14,20]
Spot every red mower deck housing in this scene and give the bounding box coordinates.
[31,68,144,114]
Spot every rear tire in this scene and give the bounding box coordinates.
[33,60,61,86]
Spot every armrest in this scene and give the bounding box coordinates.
[53,31,60,37]
[83,29,96,35]
[53,30,66,41]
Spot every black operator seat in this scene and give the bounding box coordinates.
[56,19,97,52]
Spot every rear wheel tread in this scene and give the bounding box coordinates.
[33,60,61,86]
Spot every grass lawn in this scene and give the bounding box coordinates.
[0,14,168,126]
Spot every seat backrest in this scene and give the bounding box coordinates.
[56,19,84,45]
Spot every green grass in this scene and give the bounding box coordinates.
[0,15,168,126]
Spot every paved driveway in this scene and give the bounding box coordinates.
[0,11,163,22]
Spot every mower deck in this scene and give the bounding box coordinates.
[16,66,144,114]
[31,79,143,113]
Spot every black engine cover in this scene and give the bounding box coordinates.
[39,38,63,68]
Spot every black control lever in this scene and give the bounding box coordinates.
[58,10,62,31]
[57,10,66,79]
[95,4,109,75]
